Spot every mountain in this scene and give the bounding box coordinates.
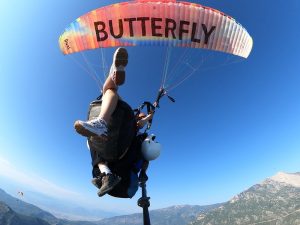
[0,187,221,225]
[0,188,99,225]
[0,178,115,221]
[2,171,299,225]
[0,187,220,225]
[191,172,300,225]
[19,190,116,221]
[94,204,222,225]
[0,189,99,225]
[0,188,60,224]
[0,201,50,225]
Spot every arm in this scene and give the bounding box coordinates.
[137,113,153,129]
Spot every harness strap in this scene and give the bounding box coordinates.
[133,87,175,132]
[96,87,175,133]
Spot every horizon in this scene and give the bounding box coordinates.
[1,170,300,221]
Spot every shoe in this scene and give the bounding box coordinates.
[91,173,105,189]
[110,47,128,86]
[74,118,108,137]
[113,47,128,67]
[97,173,121,197]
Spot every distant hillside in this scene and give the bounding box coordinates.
[0,188,59,224]
[0,187,219,225]
[94,204,222,225]
[0,188,98,225]
[0,187,221,225]
[191,172,300,225]
[3,172,299,225]
[0,201,50,225]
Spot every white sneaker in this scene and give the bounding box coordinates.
[109,47,128,86]
[74,118,108,137]
[113,47,128,67]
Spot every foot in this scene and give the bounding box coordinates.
[91,173,105,189]
[97,173,121,197]
[110,47,128,86]
[74,118,108,137]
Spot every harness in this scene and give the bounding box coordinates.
[133,88,175,132]
[92,88,175,225]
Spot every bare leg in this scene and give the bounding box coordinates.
[100,46,129,122]
[100,89,118,123]
[74,74,119,137]
[74,48,127,137]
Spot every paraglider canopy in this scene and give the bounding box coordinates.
[59,0,253,58]
[137,0,176,2]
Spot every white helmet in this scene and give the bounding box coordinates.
[141,134,162,161]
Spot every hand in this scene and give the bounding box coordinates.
[148,112,154,120]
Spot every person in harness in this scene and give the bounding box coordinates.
[74,48,160,197]
[89,111,159,198]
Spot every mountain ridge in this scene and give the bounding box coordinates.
[0,201,51,225]
[0,187,220,225]
[1,171,300,225]
[191,172,300,225]
[0,188,59,224]
[269,171,300,187]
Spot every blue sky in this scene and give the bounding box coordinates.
[1,0,300,219]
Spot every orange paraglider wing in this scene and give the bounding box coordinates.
[59,0,252,58]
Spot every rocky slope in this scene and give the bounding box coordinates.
[191,172,300,225]
[0,201,50,225]
[95,204,221,225]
